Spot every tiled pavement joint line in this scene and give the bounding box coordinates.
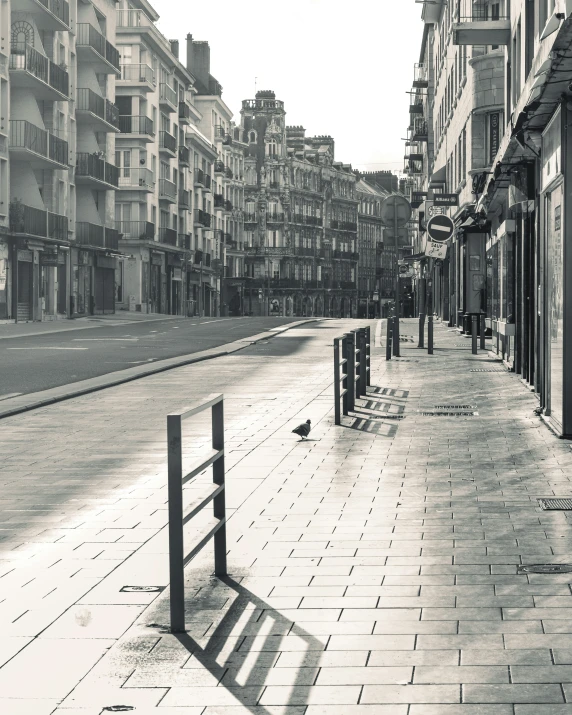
[0,318,318,421]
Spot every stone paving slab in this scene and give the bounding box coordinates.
[3,318,572,712]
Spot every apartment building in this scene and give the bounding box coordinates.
[1,0,121,321]
[241,91,359,318]
[356,177,387,318]
[188,36,246,317]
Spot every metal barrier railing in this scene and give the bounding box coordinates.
[167,393,227,633]
[334,327,371,423]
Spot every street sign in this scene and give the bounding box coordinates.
[399,264,414,278]
[383,227,410,247]
[380,194,412,229]
[427,215,455,243]
[425,240,448,259]
[433,193,459,207]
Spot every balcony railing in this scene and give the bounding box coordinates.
[159,227,178,246]
[118,115,154,136]
[412,117,428,141]
[159,130,177,154]
[178,189,191,208]
[453,5,510,45]
[76,88,120,130]
[116,9,172,54]
[9,120,68,168]
[244,212,257,223]
[194,168,212,189]
[159,178,177,201]
[36,0,70,27]
[224,200,233,212]
[76,24,121,73]
[225,167,233,179]
[413,63,428,88]
[214,160,225,174]
[215,126,232,145]
[159,83,177,110]
[179,234,191,250]
[119,63,155,86]
[194,209,211,227]
[117,167,154,190]
[75,223,119,250]
[179,101,191,122]
[409,100,424,115]
[115,220,155,239]
[76,153,119,187]
[267,212,284,222]
[214,193,225,209]
[10,203,68,240]
[178,145,190,166]
[9,43,69,98]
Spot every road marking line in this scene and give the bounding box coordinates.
[72,338,139,342]
[7,347,88,350]
[0,393,22,401]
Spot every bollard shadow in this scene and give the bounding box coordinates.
[173,576,326,713]
[344,415,399,438]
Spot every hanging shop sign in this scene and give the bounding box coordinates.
[433,193,459,207]
[489,112,501,164]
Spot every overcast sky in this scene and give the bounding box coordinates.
[157,0,424,175]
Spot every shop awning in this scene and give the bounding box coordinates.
[429,165,446,187]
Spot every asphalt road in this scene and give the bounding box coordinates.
[0,317,303,398]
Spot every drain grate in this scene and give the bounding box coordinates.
[518,564,572,574]
[419,411,478,417]
[366,414,406,420]
[392,358,419,362]
[538,498,572,511]
[470,368,506,372]
[434,405,476,409]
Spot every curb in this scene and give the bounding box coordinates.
[0,319,317,421]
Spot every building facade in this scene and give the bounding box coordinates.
[409,0,572,438]
[1,0,121,321]
[241,91,359,318]
[356,178,387,318]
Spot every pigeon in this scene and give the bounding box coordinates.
[292,419,311,440]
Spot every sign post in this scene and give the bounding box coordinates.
[380,195,412,357]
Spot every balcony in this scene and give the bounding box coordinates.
[16,0,70,30]
[178,189,191,209]
[295,246,315,258]
[412,117,428,142]
[194,168,211,190]
[215,126,232,145]
[117,167,154,191]
[178,101,192,124]
[224,200,233,212]
[76,88,120,132]
[413,63,428,89]
[10,203,68,241]
[453,6,510,45]
[76,223,119,250]
[341,281,356,290]
[225,167,233,180]
[118,115,154,142]
[76,24,121,75]
[178,145,190,166]
[267,212,284,223]
[159,227,178,246]
[244,213,257,223]
[9,120,68,170]
[76,153,118,189]
[214,194,225,209]
[409,100,424,115]
[214,161,225,174]
[118,63,155,91]
[9,43,69,100]
[117,10,173,56]
[179,234,192,250]
[159,130,177,157]
[194,209,211,228]
[159,178,176,203]
[115,220,155,240]
[159,83,178,113]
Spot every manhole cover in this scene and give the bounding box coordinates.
[419,411,478,417]
[538,498,572,511]
[365,414,406,420]
[518,564,572,574]
[120,586,165,593]
[470,368,506,372]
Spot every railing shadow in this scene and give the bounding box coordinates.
[173,576,325,712]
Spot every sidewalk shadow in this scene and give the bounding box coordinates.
[344,415,399,438]
[174,576,325,713]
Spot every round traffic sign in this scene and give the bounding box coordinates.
[380,195,412,229]
[427,215,454,243]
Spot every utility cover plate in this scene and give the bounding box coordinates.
[434,405,476,409]
[538,498,572,511]
[420,411,478,417]
[470,368,506,372]
[518,564,572,574]
[120,586,165,593]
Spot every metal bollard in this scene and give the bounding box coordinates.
[359,329,367,396]
[386,317,392,361]
[354,330,362,400]
[365,326,371,386]
[480,314,486,351]
[472,315,478,355]
[418,313,425,349]
[428,315,434,355]
[346,332,356,412]
[334,338,341,426]
[393,312,401,357]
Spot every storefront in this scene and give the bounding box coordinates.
[94,254,116,315]
[0,239,10,319]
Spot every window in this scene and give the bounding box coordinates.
[249,131,257,143]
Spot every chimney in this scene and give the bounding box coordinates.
[186,34,210,93]
[170,39,179,59]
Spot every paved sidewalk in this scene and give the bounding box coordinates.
[2,319,572,714]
